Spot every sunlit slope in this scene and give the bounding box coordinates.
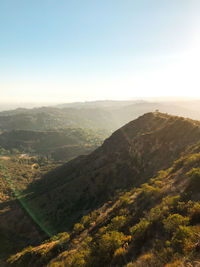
[19,112,200,236]
[9,123,200,266]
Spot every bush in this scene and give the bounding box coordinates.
[171,226,192,253]
[110,215,127,230]
[119,193,131,206]
[130,218,150,250]
[81,215,91,227]
[73,223,84,234]
[186,168,200,193]
[97,231,127,264]
[163,214,189,233]
[188,202,200,224]
[50,232,70,242]
[185,153,200,167]
[141,183,162,200]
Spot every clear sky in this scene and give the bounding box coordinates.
[0,0,200,103]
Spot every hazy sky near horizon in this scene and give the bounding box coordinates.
[0,0,200,103]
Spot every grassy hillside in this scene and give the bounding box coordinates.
[8,128,200,266]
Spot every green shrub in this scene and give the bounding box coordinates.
[73,223,84,234]
[130,218,150,250]
[110,215,127,230]
[171,226,192,252]
[188,202,200,224]
[97,231,127,264]
[141,183,162,200]
[186,168,200,192]
[81,215,91,227]
[163,214,189,233]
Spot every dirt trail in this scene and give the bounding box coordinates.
[0,156,10,160]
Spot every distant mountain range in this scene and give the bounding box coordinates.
[1,100,200,132]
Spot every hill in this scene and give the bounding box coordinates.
[0,157,60,263]
[0,107,115,131]
[1,100,200,132]
[13,112,200,238]
[0,128,107,162]
[8,113,200,266]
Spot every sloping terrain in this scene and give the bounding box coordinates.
[1,112,200,266]
[9,124,200,266]
[0,128,107,162]
[0,158,59,263]
[17,113,200,237]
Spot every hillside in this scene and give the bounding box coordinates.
[0,157,60,262]
[12,112,200,239]
[0,107,115,131]
[8,113,200,266]
[0,128,107,162]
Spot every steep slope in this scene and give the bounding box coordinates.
[0,158,59,263]
[20,113,200,236]
[9,129,200,267]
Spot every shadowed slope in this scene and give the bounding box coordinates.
[22,113,200,233]
[9,123,200,267]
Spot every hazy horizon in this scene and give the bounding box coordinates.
[1,96,200,113]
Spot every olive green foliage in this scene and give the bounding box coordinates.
[0,128,107,162]
[73,223,85,234]
[163,214,189,233]
[9,158,200,266]
[96,231,127,263]
[45,149,200,267]
[187,168,200,191]
[5,113,200,266]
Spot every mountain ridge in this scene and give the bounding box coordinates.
[8,112,200,267]
[1,101,200,132]
[20,112,200,236]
